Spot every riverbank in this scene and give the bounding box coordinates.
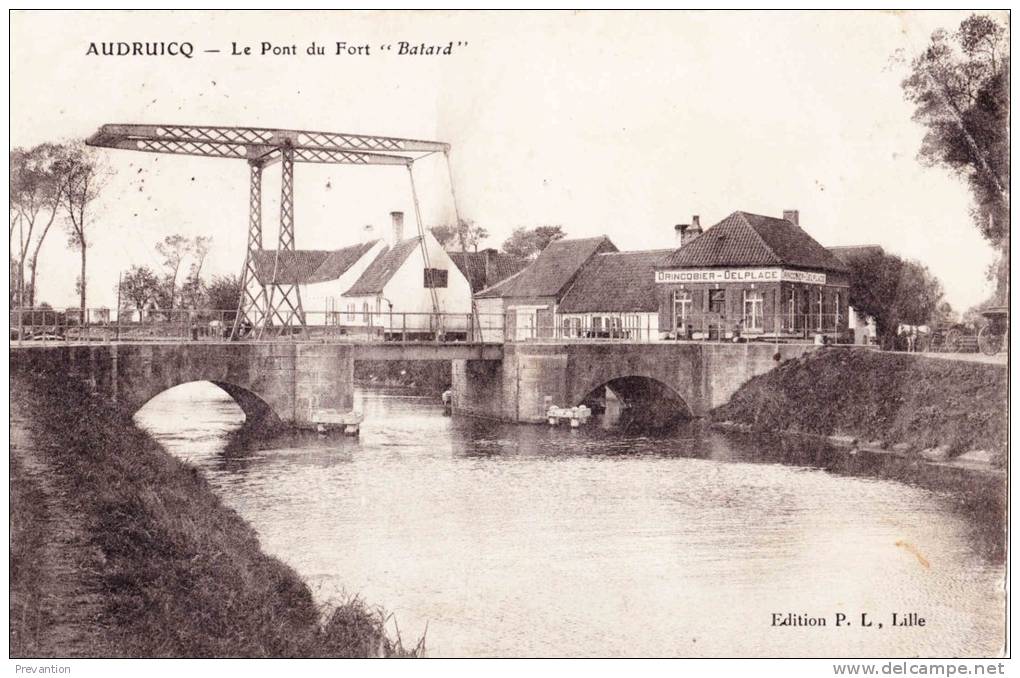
[710,348,1008,467]
[9,372,421,658]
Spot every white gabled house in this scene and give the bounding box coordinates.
[340,212,474,338]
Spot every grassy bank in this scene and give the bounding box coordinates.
[10,371,421,658]
[711,348,1008,464]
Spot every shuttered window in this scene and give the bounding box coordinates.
[424,268,448,288]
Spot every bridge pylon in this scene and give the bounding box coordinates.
[232,160,269,339]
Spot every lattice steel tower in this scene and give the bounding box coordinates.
[86,124,453,339]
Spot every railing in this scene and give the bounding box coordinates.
[8,308,507,345]
[9,308,850,346]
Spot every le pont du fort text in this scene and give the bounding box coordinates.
[85,41,465,59]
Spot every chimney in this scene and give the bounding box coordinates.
[674,224,688,246]
[681,215,703,246]
[389,211,404,244]
[783,209,799,226]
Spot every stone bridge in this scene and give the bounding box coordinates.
[10,341,500,428]
[451,342,818,422]
[11,340,817,428]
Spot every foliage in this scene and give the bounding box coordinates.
[10,144,68,307]
[430,219,489,251]
[845,249,944,346]
[500,225,566,259]
[900,13,1009,299]
[205,274,242,311]
[155,234,192,311]
[119,265,162,314]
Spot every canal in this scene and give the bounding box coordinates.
[136,383,1005,658]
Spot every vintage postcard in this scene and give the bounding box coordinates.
[7,9,1009,667]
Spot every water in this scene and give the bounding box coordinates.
[136,383,1006,658]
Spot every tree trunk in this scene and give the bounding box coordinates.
[79,246,86,322]
[27,259,37,307]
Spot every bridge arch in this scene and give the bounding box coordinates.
[577,374,694,426]
[132,380,282,429]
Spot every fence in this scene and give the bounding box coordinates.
[11,308,849,346]
[8,308,506,345]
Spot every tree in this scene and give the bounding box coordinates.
[10,144,65,307]
[900,13,1009,301]
[431,219,489,252]
[119,265,161,316]
[501,225,566,259]
[180,235,212,309]
[206,274,242,311]
[56,143,109,319]
[155,234,192,312]
[845,249,944,347]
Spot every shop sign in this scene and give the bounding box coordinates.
[655,268,826,285]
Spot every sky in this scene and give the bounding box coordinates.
[9,10,1004,311]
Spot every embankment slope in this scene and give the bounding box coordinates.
[10,370,414,658]
[711,349,1008,463]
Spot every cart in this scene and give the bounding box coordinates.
[978,306,1008,356]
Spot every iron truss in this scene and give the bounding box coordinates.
[85,123,450,339]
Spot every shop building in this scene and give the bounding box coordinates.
[654,210,851,340]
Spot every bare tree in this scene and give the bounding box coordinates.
[156,234,192,312]
[180,235,213,309]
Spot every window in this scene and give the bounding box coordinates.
[424,268,448,288]
[743,290,764,330]
[708,289,726,315]
[347,303,356,322]
[362,302,370,323]
[835,292,842,325]
[788,288,796,330]
[673,290,691,331]
[817,290,824,330]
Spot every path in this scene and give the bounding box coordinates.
[10,385,110,658]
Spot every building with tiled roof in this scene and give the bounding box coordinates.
[473,236,617,340]
[252,240,385,321]
[557,249,673,340]
[252,242,379,286]
[655,210,850,340]
[448,249,529,293]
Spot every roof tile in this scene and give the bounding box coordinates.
[343,237,422,296]
[559,249,673,313]
[659,211,849,273]
[252,241,377,285]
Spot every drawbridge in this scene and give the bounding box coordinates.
[86,123,471,339]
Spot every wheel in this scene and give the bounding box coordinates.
[978,325,1003,356]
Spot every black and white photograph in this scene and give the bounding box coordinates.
[7,9,1010,667]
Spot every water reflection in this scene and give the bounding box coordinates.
[136,382,1006,658]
